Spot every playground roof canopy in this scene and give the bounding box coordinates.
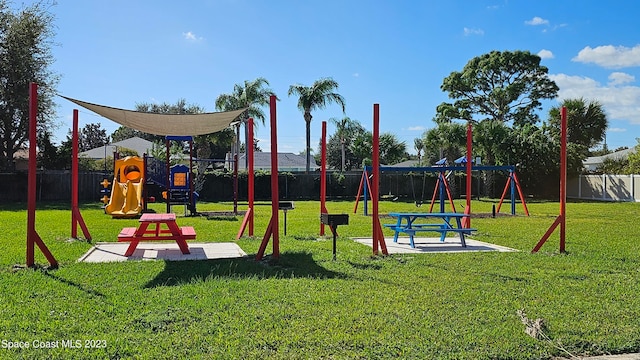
[62,96,247,136]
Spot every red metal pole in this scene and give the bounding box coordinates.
[465,122,472,227]
[320,121,327,235]
[372,105,380,254]
[189,139,194,215]
[559,106,567,252]
[532,106,567,253]
[248,118,254,236]
[165,138,170,213]
[27,83,37,266]
[72,110,79,238]
[255,96,280,260]
[372,104,388,255]
[234,125,239,214]
[26,82,57,268]
[270,96,279,258]
[71,110,91,240]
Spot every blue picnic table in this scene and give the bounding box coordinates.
[386,212,475,248]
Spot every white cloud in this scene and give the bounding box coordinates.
[407,126,426,131]
[572,45,640,69]
[463,27,484,36]
[537,49,554,59]
[183,31,203,42]
[549,73,640,124]
[608,72,635,86]
[352,72,360,78]
[525,16,549,26]
[608,127,627,133]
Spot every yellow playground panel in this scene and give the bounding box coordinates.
[105,156,145,217]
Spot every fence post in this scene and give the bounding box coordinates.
[578,175,582,199]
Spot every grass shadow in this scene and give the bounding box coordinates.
[43,271,106,298]
[144,251,347,288]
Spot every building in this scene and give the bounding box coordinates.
[228,152,320,172]
[583,147,636,172]
[79,137,155,159]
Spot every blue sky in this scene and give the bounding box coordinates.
[24,0,640,154]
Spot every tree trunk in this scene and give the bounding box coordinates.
[340,139,346,172]
[483,151,495,198]
[304,111,312,173]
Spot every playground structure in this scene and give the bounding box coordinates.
[162,136,197,216]
[104,156,145,217]
[355,164,528,217]
[102,136,204,217]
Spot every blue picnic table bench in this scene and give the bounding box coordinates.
[386,212,476,248]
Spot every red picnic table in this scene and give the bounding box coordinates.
[117,213,196,257]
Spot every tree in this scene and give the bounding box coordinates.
[414,138,424,166]
[548,98,608,149]
[323,120,368,171]
[215,77,276,168]
[329,116,359,171]
[336,129,407,167]
[78,123,109,152]
[437,50,558,126]
[626,140,640,174]
[378,133,407,165]
[288,77,346,173]
[37,130,65,169]
[215,78,274,125]
[435,50,559,195]
[0,1,59,171]
[110,126,156,143]
[422,121,466,166]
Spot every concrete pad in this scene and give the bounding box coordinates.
[78,242,247,263]
[353,237,517,254]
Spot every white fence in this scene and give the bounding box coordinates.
[567,174,640,202]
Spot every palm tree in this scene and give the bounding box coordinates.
[414,138,424,166]
[288,78,346,173]
[215,77,276,166]
[329,116,358,172]
[548,98,608,149]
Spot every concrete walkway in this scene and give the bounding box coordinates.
[78,242,247,262]
[353,236,517,254]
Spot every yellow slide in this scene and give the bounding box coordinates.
[105,156,144,217]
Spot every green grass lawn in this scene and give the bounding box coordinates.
[1,199,639,359]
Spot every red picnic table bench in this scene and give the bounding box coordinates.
[117,213,196,257]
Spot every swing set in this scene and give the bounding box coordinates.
[354,164,528,216]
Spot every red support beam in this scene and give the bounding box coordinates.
[320,121,328,235]
[371,104,388,256]
[71,109,91,240]
[512,171,530,216]
[248,118,255,236]
[26,82,58,268]
[559,106,567,252]
[235,118,255,239]
[532,106,567,253]
[465,122,472,228]
[233,124,239,215]
[256,96,280,260]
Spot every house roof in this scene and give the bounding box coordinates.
[239,152,319,170]
[584,147,636,165]
[79,137,155,159]
[388,160,418,167]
